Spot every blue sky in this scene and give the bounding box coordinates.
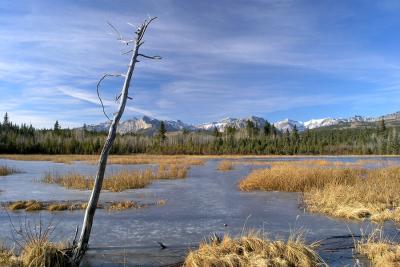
[1,0,400,128]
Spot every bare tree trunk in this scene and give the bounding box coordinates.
[73,17,160,266]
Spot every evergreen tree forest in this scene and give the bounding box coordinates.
[0,113,399,155]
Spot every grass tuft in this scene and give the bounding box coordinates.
[217,160,234,171]
[239,165,363,192]
[42,164,189,192]
[183,232,325,267]
[356,228,400,267]
[107,201,142,211]
[0,165,19,176]
[304,167,400,222]
[239,160,400,222]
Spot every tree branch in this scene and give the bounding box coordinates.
[97,73,124,121]
[137,54,162,60]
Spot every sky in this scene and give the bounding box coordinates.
[1,0,400,128]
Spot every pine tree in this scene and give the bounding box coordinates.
[54,120,60,132]
[380,119,386,133]
[263,122,271,136]
[246,120,255,138]
[158,121,167,142]
[213,127,220,138]
[3,112,9,126]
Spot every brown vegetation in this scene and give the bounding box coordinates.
[5,200,159,212]
[217,160,234,171]
[107,200,143,211]
[0,165,19,176]
[6,200,90,212]
[42,164,189,192]
[0,154,206,165]
[183,232,325,267]
[239,165,363,192]
[356,228,400,267]
[0,218,72,267]
[239,159,400,222]
[305,167,400,222]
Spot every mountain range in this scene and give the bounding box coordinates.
[83,111,400,135]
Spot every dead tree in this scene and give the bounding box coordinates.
[72,17,161,265]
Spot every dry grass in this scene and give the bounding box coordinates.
[8,201,43,212]
[0,154,206,166]
[304,167,400,222]
[217,160,234,171]
[42,164,189,192]
[0,218,73,267]
[356,228,400,267]
[156,199,167,206]
[20,240,69,267]
[0,244,20,266]
[183,232,325,267]
[234,159,353,167]
[5,199,154,212]
[0,165,19,176]
[239,160,400,222]
[6,200,92,212]
[239,165,363,192]
[107,200,143,211]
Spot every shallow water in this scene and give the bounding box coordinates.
[0,156,399,266]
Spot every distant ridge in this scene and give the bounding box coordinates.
[82,111,400,134]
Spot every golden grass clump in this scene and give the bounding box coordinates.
[217,160,234,171]
[356,228,400,267]
[155,164,189,179]
[107,201,142,211]
[42,172,92,190]
[0,244,20,266]
[157,199,167,206]
[7,200,91,212]
[239,165,363,192]
[358,241,400,267]
[0,154,206,166]
[304,167,400,222]
[0,165,19,176]
[8,201,43,212]
[1,219,73,267]
[20,240,69,267]
[183,233,324,267]
[103,170,153,192]
[42,164,189,192]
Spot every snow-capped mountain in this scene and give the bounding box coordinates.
[85,116,194,135]
[83,111,400,135]
[273,119,305,132]
[273,118,349,132]
[196,116,266,132]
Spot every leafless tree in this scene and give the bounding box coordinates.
[72,17,161,265]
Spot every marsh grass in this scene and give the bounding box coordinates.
[6,201,93,212]
[107,201,143,211]
[356,228,400,266]
[0,154,206,166]
[42,164,189,192]
[183,232,325,267]
[217,160,234,171]
[239,159,400,222]
[5,200,152,212]
[0,244,20,266]
[304,167,400,222]
[0,165,19,176]
[239,165,363,192]
[1,218,73,267]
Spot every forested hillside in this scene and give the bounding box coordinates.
[0,113,398,155]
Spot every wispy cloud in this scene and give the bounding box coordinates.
[1,0,400,127]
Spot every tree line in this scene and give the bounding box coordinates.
[0,113,398,155]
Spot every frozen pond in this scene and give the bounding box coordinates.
[0,156,399,266]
